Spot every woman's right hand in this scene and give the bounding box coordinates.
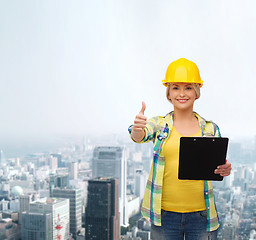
[131,101,147,142]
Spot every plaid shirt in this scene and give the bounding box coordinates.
[128,111,220,232]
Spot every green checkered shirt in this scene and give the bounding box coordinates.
[128,111,220,231]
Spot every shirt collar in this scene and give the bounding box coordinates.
[164,111,207,133]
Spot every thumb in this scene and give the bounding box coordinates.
[139,101,146,115]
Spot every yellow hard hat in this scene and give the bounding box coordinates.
[162,58,203,87]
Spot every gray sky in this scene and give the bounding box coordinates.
[1,0,256,142]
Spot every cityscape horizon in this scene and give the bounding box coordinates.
[1,132,256,239]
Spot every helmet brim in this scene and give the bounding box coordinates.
[162,80,203,88]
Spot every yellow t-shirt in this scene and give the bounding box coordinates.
[161,126,206,212]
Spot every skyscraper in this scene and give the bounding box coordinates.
[19,194,32,223]
[51,153,63,168]
[21,212,52,240]
[49,156,58,170]
[49,174,69,196]
[69,162,78,180]
[92,146,128,226]
[22,198,70,240]
[52,188,82,239]
[85,178,120,240]
[19,195,31,213]
[0,180,10,199]
[135,170,148,201]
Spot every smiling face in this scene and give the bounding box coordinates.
[167,83,199,110]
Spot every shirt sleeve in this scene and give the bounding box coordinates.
[213,122,221,137]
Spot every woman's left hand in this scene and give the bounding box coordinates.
[214,160,232,177]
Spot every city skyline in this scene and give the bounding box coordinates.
[0,132,256,239]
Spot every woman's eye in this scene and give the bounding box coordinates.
[172,87,179,90]
[186,87,192,90]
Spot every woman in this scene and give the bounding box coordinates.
[128,58,231,240]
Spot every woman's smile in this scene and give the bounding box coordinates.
[176,98,189,103]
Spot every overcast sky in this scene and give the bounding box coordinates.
[1,0,256,143]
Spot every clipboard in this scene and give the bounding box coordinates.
[178,137,229,181]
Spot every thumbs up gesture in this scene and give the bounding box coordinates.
[131,101,147,142]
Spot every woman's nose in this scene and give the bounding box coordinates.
[179,89,185,96]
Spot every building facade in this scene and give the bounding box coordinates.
[69,162,78,180]
[92,146,128,226]
[52,188,82,239]
[21,212,52,240]
[22,198,70,240]
[49,174,69,196]
[85,178,120,240]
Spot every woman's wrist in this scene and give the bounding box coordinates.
[131,128,146,142]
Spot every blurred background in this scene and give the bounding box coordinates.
[1,1,256,240]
